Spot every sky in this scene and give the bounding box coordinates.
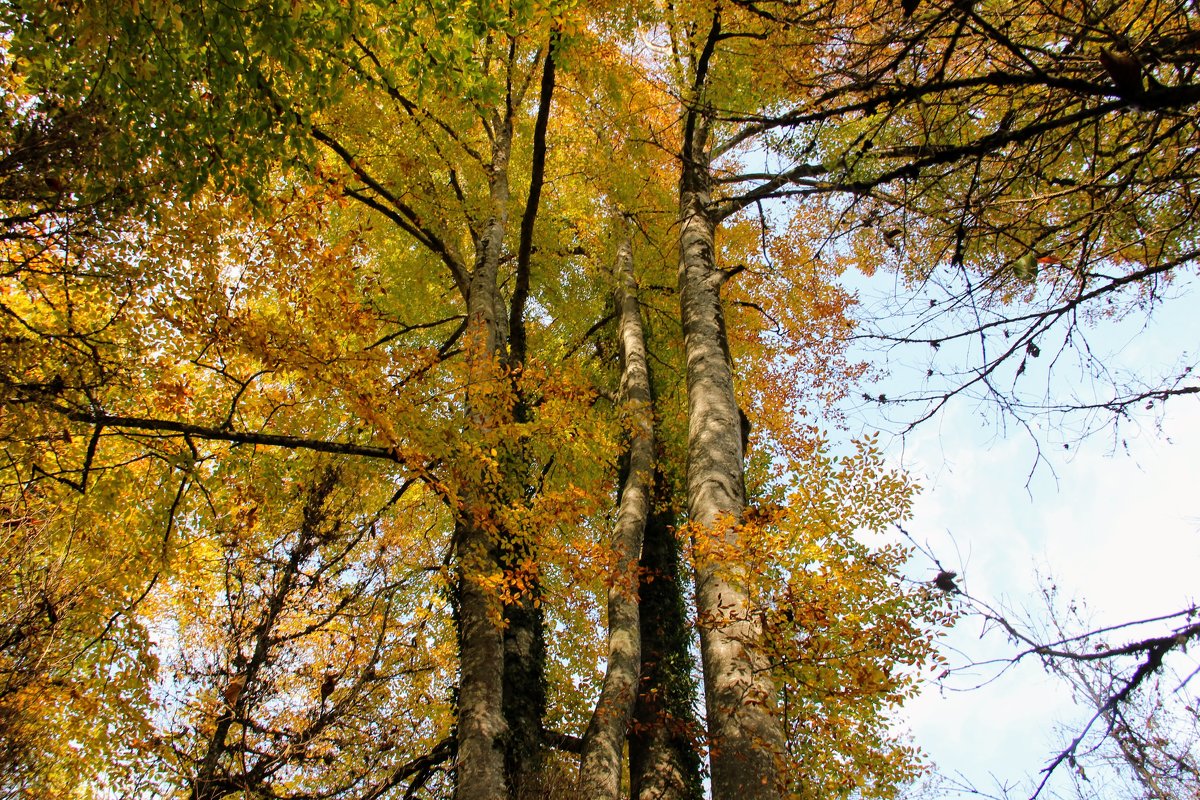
[843,278,1200,798]
[890,403,1200,798]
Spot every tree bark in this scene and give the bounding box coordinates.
[502,580,545,800]
[678,149,786,798]
[454,518,508,800]
[579,221,653,798]
[454,117,513,800]
[501,41,557,799]
[628,487,704,800]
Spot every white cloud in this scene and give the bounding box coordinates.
[884,404,1200,796]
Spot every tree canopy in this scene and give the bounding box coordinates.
[2,0,1197,798]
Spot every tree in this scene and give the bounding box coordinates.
[764,0,1200,438]
[629,1,1200,789]
[947,580,1200,800]
[0,1,1032,798]
[578,218,654,799]
[768,3,1200,788]
[1046,612,1200,800]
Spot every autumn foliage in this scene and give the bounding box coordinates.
[5,0,1197,798]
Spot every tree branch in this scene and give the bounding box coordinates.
[509,32,558,367]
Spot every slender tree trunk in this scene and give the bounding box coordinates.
[580,221,653,798]
[629,484,704,800]
[501,41,557,799]
[455,121,513,800]
[678,149,786,798]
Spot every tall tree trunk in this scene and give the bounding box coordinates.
[502,40,556,800]
[579,221,653,798]
[455,119,513,800]
[628,483,704,800]
[677,147,786,798]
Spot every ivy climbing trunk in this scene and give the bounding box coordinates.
[579,221,653,798]
[628,483,704,800]
[677,124,786,798]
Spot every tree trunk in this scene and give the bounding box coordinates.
[501,41,557,798]
[579,221,653,798]
[454,119,513,800]
[678,158,786,798]
[628,487,704,800]
[455,519,508,800]
[502,580,546,799]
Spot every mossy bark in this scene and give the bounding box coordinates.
[628,494,704,800]
[677,114,786,799]
[580,222,654,798]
